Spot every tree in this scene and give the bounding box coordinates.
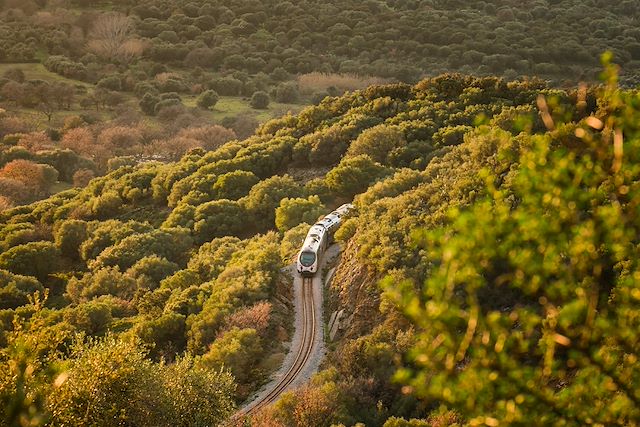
[196,90,219,110]
[176,125,236,151]
[193,199,245,243]
[0,160,58,198]
[91,228,193,271]
[72,169,95,187]
[222,301,272,336]
[200,327,262,386]
[148,137,202,162]
[0,269,43,309]
[275,196,325,232]
[48,336,235,426]
[63,301,113,335]
[250,91,270,109]
[97,126,142,157]
[274,82,300,103]
[54,219,88,259]
[0,242,61,282]
[0,177,29,204]
[160,355,236,426]
[325,155,390,198]
[61,128,95,157]
[213,170,259,200]
[139,92,160,116]
[133,313,186,360]
[347,125,406,163]
[241,175,301,230]
[66,267,137,303]
[1,81,25,106]
[386,72,640,425]
[87,13,144,63]
[127,255,179,289]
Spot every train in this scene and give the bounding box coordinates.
[296,203,354,276]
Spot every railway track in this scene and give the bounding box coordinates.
[237,276,317,418]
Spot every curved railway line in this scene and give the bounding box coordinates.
[237,276,317,417]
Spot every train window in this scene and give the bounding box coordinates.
[299,251,316,266]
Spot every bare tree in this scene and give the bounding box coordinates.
[87,13,144,63]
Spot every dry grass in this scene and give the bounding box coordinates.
[297,72,388,95]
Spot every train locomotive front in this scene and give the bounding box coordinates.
[296,204,354,276]
[297,224,326,276]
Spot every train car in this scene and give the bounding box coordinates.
[297,224,328,276]
[296,204,354,276]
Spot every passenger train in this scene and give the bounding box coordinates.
[296,203,354,276]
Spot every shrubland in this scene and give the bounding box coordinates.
[0,55,638,426]
[2,0,639,214]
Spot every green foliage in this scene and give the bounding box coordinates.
[0,294,67,427]
[213,170,259,201]
[275,196,325,232]
[0,242,61,282]
[325,155,391,198]
[90,228,192,271]
[133,313,186,360]
[160,354,236,426]
[200,327,263,386]
[63,300,113,336]
[127,255,179,289]
[66,267,136,303]
[193,199,245,243]
[48,336,235,426]
[384,64,640,425]
[54,219,88,259]
[241,174,301,230]
[187,236,243,282]
[0,269,43,309]
[196,90,219,110]
[250,91,270,109]
[0,64,625,425]
[347,125,406,163]
[139,92,160,115]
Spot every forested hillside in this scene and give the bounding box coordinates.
[2,0,639,84]
[2,51,639,425]
[2,0,639,213]
[252,60,640,426]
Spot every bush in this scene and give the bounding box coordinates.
[275,196,325,232]
[250,91,270,109]
[325,155,390,198]
[0,241,61,281]
[97,75,122,91]
[274,82,300,103]
[196,89,219,110]
[140,92,160,115]
[154,98,182,115]
[48,336,235,426]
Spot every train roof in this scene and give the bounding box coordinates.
[301,225,326,253]
[334,203,354,215]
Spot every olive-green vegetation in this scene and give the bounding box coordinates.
[250,60,640,427]
[2,0,638,213]
[1,56,638,426]
[3,0,640,89]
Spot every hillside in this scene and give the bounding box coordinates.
[3,0,640,85]
[2,0,640,215]
[1,57,640,426]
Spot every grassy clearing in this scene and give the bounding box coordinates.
[0,63,92,88]
[0,62,306,131]
[50,182,73,193]
[182,95,303,122]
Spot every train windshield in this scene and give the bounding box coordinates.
[299,251,316,267]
